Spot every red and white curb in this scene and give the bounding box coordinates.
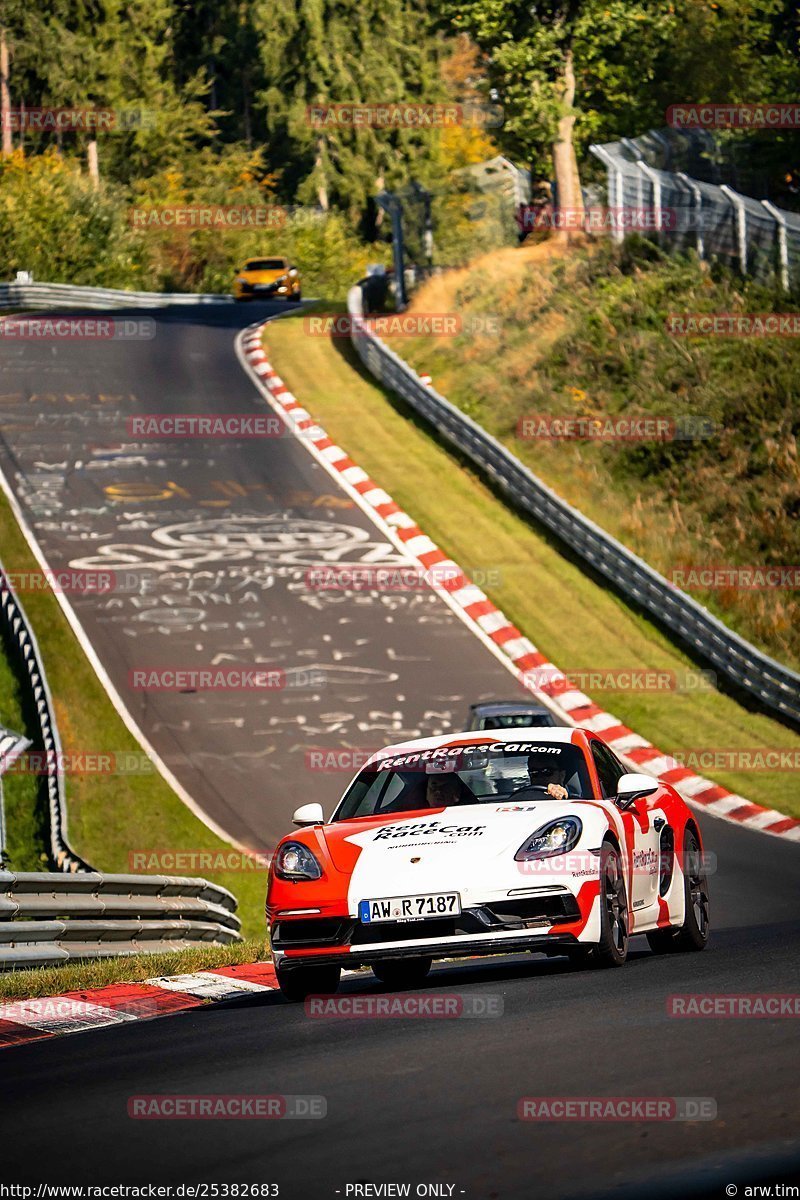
[237,321,800,845]
[0,962,280,1049]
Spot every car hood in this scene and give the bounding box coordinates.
[319,802,602,893]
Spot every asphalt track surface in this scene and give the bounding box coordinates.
[2,814,799,1197]
[0,303,533,850]
[1,304,798,1197]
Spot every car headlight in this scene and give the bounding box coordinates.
[274,841,323,880]
[514,817,582,861]
[235,277,246,284]
[275,274,288,283]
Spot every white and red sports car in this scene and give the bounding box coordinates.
[266,727,710,1000]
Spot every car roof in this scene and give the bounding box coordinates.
[365,725,584,767]
[470,701,551,715]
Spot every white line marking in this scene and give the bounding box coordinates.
[0,998,138,1033]
[145,972,274,998]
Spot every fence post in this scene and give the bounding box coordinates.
[621,138,645,211]
[720,184,748,275]
[637,162,662,242]
[677,172,705,259]
[761,200,789,291]
[589,145,625,243]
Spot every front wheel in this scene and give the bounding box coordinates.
[276,964,341,1003]
[596,842,630,966]
[372,956,432,988]
[565,844,629,969]
[647,826,710,954]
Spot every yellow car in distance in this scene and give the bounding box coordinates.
[233,257,301,302]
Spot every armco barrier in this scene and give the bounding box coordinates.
[0,281,232,310]
[0,562,244,961]
[347,284,800,728]
[0,871,242,968]
[0,559,91,873]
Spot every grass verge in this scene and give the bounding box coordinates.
[263,307,800,818]
[0,938,267,1002]
[0,487,267,938]
[402,237,800,670]
[0,631,47,871]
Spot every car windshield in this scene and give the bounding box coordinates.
[479,712,552,729]
[244,259,286,271]
[335,741,593,820]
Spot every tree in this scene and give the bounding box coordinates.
[441,0,682,233]
[1,26,11,156]
[252,0,445,220]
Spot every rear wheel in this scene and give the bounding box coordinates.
[276,964,341,1003]
[647,826,710,954]
[372,956,432,988]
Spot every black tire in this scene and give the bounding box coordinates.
[565,945,594,969]
[565,843,629,969]
[372,956,432,988]
[289,289,302,303]
[647,826,710,954]
[276,964,341,1003]
[596,842,629,966]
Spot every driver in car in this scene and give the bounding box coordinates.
[524,751,569,801]
[425,772,463,807]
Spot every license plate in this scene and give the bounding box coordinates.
[358,892,461,924]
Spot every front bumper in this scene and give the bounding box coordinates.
[237,282,280,298]
[270,890,587,972]
[272,928,581,972]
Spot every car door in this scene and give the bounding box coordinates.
[590,740,662,915]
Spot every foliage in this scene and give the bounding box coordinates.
[0,150,150,286]
[402,238,800,667]
[440,0,800,198]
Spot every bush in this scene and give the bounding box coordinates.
[0,148,385,297]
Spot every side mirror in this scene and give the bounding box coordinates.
[292,802,324,827]
[288,266,298,276]
[615,772,659,809]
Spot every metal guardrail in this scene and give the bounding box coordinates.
[0,871,242,968]
[0,281,232,309]
[0,563,244,963]
[0,561,91,873]
[347,285,800,728]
